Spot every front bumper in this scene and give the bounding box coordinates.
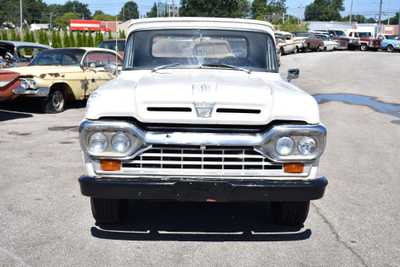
[13,87,49,97]
[79,176,328,202]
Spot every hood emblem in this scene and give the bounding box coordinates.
[192,82,216,118]
[194,102,215,118]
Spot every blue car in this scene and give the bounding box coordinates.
[381,36,400,52]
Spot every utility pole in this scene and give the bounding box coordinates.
[49,13,53,31]
[378,0,383,34]
[349,0,353,23]
[19,0,23,33]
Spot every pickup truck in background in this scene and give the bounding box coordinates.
[348,31,381,51]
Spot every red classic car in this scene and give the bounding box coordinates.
[293,32,324,52]
[0,70,21,101]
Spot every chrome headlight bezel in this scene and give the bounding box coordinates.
[19,78,37,89]
[80,120,146,159]
[256,124,326,162]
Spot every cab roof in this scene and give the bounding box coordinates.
[127,17,275,36]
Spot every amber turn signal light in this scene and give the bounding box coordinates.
[284,163,304,173]
[100,159,121,171]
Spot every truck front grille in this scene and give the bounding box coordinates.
[121,145,283,175]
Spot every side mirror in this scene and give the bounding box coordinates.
[4,52,16,63]
[104,63,118,75]
[287,68,300,82]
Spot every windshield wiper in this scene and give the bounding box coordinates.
[152,63,181,72]
[200,63,251,74]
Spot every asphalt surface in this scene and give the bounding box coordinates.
[0,51,399,266]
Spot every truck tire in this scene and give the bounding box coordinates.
[387,45,394,53]
[41,88,65,113]
[271,201,310,226]
[360,44,368,51]
[90,198,123,225]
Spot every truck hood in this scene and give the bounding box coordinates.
[86,69,320,125]
[2,65,81,78]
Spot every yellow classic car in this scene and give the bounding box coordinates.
[0,47,122,113]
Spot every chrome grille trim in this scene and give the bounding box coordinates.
[91,145,316,177]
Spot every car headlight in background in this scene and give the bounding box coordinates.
[88,132,108,154]
[20,78,37,89]
[275,137,294,156]
[297,137,317,155]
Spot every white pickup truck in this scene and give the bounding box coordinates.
[78,18,328,227]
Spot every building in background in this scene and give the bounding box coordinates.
[30,24,49,31]
[383,25,400,36]
[69,20,118,32]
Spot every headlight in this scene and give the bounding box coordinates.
[255,124,327,162]
[88,132,108,154]
[297,137,317,155]
[111,132,131,153]
[20,78,37,89]
[80,121,146,158]
[275,137,294,156]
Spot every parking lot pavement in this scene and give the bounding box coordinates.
[0,51,399,266]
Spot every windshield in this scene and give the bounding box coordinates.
[99,40,125,52]
[317,35,329,41]
[124,29,278,72]
[330,30,346,37]
[31,49,85,66]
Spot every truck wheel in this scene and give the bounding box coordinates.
[41,89,65,113]
[271,201,310,226]
[90,198,123,225]
[387,45,394,53]
[360,44,368,51]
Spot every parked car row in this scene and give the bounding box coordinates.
[276,29,400,57]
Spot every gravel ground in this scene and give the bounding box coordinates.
[0,51,399,267]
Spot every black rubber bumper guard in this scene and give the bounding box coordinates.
[79,176,328,202]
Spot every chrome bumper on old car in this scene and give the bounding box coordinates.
[13,87,49,97]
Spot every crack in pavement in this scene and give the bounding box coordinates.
[312,203,369,267]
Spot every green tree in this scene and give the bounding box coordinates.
[76,31,82,46]
[10,29,17,40]
[1,31,8,40]
[0,0,48,25]
[63,32,70,47]
[31,31,36,43]
[55,12,80,28]
[252,0,286,21]
[180,0,250,18]
[146,3,158,18]
[93,10,115,21]
[69,32,76,47]
[62,1,91,19]
[305,0,344,21]
[108,31,113,40]
[119,30,126,39]
[388,12,399,25]
[342,14,366,23]
[87,32,94,47]
[82,31,87,46]
[119,1,139,20]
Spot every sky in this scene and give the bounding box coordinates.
[43,0,400,19]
